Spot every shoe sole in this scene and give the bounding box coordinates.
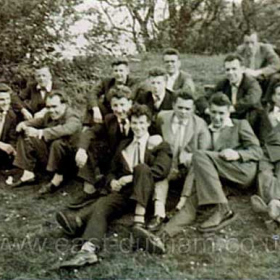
[198,212,239,233]
[132,226,166,254]
[56,212,76,236]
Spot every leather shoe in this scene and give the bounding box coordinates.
[9,177,36,188]
[251,195,268,213]
[132,225,166,254]
[38,182,58,195]
[58,250,98,268]
[147,216,165,232]
[56,210,83,236]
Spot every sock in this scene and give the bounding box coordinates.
[20,170,35,182]
[134,203,145,224]
[81,241,96,253]
[83,181,96,194]
[51,173,63,187]
[154,200,166,218]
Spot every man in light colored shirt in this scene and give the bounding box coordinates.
[0,84,17,171]
[163,48,195,95]
[55,104,172,267]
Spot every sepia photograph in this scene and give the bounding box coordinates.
[0,0,280,279]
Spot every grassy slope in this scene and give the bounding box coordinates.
[2,53,280,279]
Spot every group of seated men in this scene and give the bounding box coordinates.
[1,31,280,267]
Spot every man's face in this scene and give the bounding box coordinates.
[209,104,231,129]
[244,33,259,56]
[35,67,52,88]
[224,59,244,85]
[130,115,151,139]
[163,54,181,75]
[272,87,280,108]
[46,95,66,120]
[0,92,11,113]
[173,97,194,121]
[110,97,132,120]
[112,64,129,84]
[149,76,166,98]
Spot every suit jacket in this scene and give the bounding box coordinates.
[24,106,82,146]
[258,107,280,163]
[78,113,133,155]
[0,109,17,147]
[237,43,280,77]
[156,111,211,154]
[18,81,62,114]
[211,119,262,162]
[135,88,173,116]
[214,73,262,117]
[172,70,195,95]
[106,137,172,188]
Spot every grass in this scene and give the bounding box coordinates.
[1,53,279,280]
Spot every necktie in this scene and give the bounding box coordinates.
[172,121,184,167]
[120,119,127,136]
[133,140,141,167]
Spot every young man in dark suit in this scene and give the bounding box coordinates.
[17,66,62,120]
[84,58,139,125]
[0,84,17,171]
[56,104,172,267]
[163,48,195,95]
[10,91,82,195]
[68,86,134,208]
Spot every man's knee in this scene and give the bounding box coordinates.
[134,163,151,175]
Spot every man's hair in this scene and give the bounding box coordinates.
[47,90,68,104]
[108,85,132,102]
[148,67,166,78]
[173,90,193,103]
[111,57,129,67]
[209,92,231,107]
[163,48,180,57]
[0,83,12,95]
[128,104,152,122]
[34,65,51,72]
[244,30,258,38]
[224,53,244,65]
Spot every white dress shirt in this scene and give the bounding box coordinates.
[36,81,52,100]
[166,71,179,91]
[0,111,7,140]
[269,106,280,127]
[171,115,189,149]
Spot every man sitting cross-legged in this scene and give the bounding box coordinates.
[147,90,211,231]
[138,93,263,252]
[0,84,17,173]
[251,83,280,228]
[56,104,172,267]
[10,91,82,195]
[68,86,134,209]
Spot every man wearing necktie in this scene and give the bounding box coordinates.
[0,84,17,172]
[147,91,211,232]
[55,104,172,267]
[252,83,280,226]
[68,86,134,209]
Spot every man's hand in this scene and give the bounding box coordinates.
[219,148,240,161]
[34,108,48,119]
[21,108,33,120]
[176,196,187,210]
[110,179,122,192]
[75,148,88,169]
[92,107,103,124]
[25,127,40,138]
[118,175,133,186]
[16,122,27,133]
[179,151,192,168]
[0,142,16,156]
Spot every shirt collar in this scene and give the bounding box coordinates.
[273,106,280,113]
[230,76,242,88]
[172,114,189,126]
[209,117,234,132]
[37,80,52,92]
[166,70,179,80]
[133,132,150,146]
